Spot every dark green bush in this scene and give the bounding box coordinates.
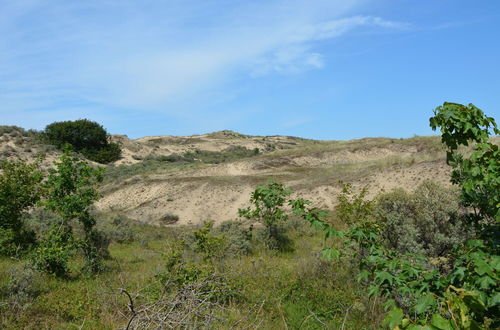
[375,181,471,257]
[42,119,121,163]
[83,143,122,164]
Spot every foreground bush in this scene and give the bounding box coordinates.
[299,102,500,329]
[0,160,43,256]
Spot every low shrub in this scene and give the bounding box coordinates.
[99,215,136,244]
[375,181,471,257]
[1,265,42,309]
[0,228,36,257]
[216,220,253,255]
[239,181,293,251]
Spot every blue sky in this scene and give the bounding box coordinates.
[1,0,499,140]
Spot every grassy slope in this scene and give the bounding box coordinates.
[0,222,384,329]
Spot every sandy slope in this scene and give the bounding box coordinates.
[96,136,454,225]
[1,127,459,226]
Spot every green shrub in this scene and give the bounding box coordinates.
[156,240,240,304]
[42,119,121,163]
[0,228,36,257]
[375,181,470,257]
[31,226,75,277]
[36,148,106,275]
[83,142,122,164]
[0,159,43,256]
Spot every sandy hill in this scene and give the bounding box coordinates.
[3,125,478,226]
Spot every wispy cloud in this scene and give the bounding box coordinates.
[0,0,409,123]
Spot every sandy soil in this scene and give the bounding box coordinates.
[1,128,456,226]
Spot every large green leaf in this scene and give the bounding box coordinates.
[430,314,453,330]
[414,293,435,314]
[382,308,403,329]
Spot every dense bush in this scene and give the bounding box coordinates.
[375,181,471,257]
[217,220,253,255]
[335,182,374,226]
[42,119,121,164]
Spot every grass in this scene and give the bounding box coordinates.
[0,219,383,329]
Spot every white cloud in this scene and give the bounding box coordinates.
[0,1,409,117]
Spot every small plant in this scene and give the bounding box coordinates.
[2,265,42,309]
[160,212,179,225]
[31,226,75,277]
[100,215,136,243]
[192,221,227,261]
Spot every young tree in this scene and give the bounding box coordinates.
[239,181,292,250]
[34,148,107,275]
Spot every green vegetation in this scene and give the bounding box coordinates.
[0,102,498,328]
[42,119,121,163]
[103,145,260,184]
[239,181,293,250]
[0,159,43,256]
[34,148,106,275]
[291,102,499,329]
[158,145,260,164]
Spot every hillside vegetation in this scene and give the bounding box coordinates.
[0,102,498,329]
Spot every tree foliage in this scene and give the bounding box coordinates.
[430,102,500,221]
[239,181,292,250]
[43,119,121,164]
[0,159,43,256]
[33,148,107,275]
